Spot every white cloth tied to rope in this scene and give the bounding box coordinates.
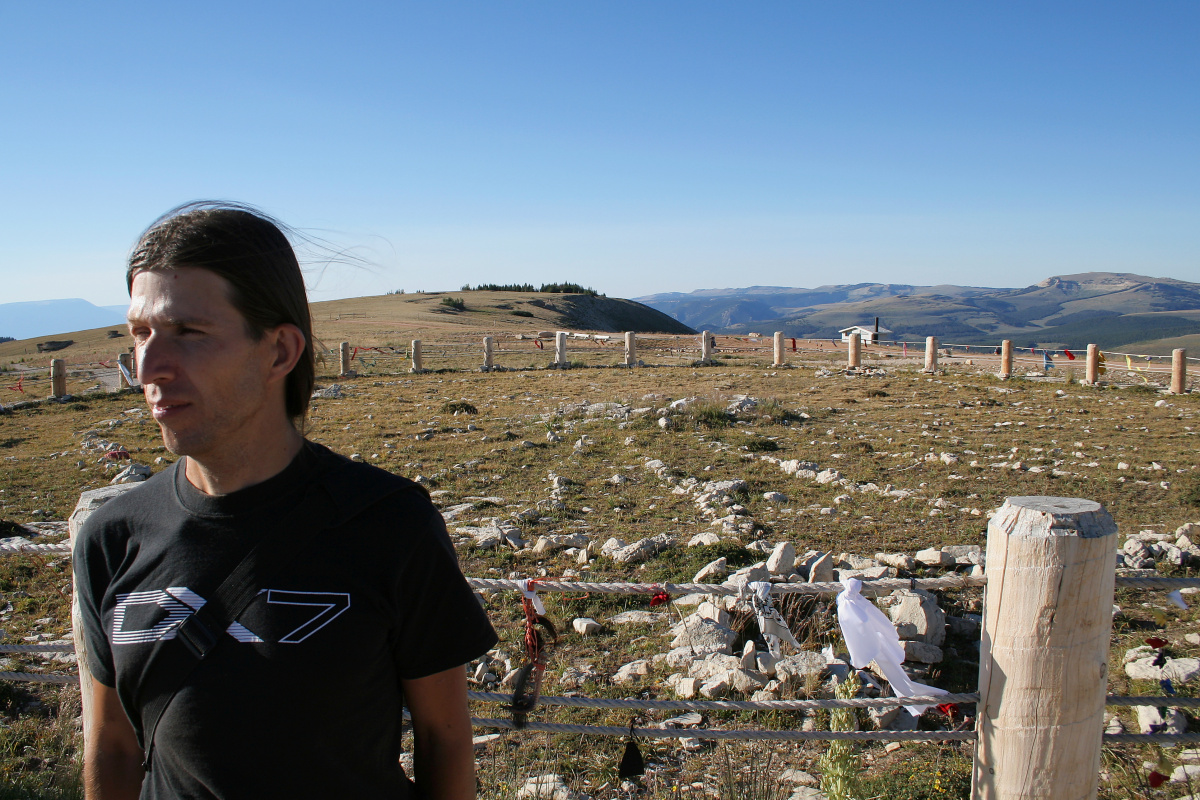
[745,581,800,658]
[835,577,947,716]
[117,360,135,385]
[517,579,546,615]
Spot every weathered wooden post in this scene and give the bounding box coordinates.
[339,342,351,376]
[971,496,1117,800]
[482,336,493,372]
[410,340,423,373]
[1171,348,1187,394]
[924,336,938,372]
[848,333,861,369]
[773,331,785,367]
[999,340,1013,379]
[1085,344,1099,385]
[117,353,135,389]
[70,484,140,746]
[50,358,66,398]
[700,331,712,362]
[624,331,637,367]
[554,331,567,367]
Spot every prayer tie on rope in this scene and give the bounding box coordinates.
[835,577,947,716]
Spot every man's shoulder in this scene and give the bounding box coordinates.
[308,442,432,519]
[78,465,176,530]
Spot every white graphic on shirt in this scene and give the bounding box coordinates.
[111,587,348,645]
[265,591,351,643]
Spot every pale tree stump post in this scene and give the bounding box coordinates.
[338,342,351,376]
[50,359,67,398]
[554,332,567,367]
[924,336,939,372]
[999,340,1013,379]
[410,340,424,373]
[1085,344,1100,385]
[70,484,141,747]
[1171,348,1187,394]
[117,353,135,389]
[482,336,493,372]
[773,331,784,367]
[700,331,712,362]
[971,496,1117,800]
[624,332,637,367]
[848,333,861,369]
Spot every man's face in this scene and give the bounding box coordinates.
[128,268,282,460]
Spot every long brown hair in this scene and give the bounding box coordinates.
[127,202,315,422]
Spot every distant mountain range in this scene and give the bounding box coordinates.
[636,273,1200,350]
[0,299,128,341]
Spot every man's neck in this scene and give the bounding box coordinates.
[183,425,305,495]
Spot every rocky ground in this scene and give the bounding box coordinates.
[1,351,1198,798]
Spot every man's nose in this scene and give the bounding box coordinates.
[137,333,176,385]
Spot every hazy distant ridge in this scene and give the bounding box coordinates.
[0,299,127,341]
[635,272,1200,350]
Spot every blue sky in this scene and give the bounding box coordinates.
[2,2,1196,306]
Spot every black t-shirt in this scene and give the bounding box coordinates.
[75,442,497,800]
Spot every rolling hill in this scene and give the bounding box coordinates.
[0,290,693,366]
[637,273,1200,350]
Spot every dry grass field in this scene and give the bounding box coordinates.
[1,337,1198,798]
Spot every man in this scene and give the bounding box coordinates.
[75,203,497,799]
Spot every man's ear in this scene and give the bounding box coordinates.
[266,324,306,381]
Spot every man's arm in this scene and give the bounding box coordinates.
[402,665,476,800]
[84,679,144,800]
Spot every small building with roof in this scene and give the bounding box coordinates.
[839,323,891,345]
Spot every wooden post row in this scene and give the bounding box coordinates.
[1171,348,1187,394]
[999,340,1012,379]
[117,353,135,389]
[410,340,423,373]
[924,336,938,372]
[624,332,637,367]
[773,331,784,367]
[554,331,567,366]
[482,336,493,372]
[700,330,712,362]
[848,333,861,369]
[49,358,66,398]
[971,496,1117,800]
[1085,344,1100,384]
[338,342,351,376]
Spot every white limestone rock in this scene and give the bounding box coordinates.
[915,548,953,567]
[693,557,728,582]
[885,589,946,646]
[767,542,797,575]
[572,617,601,636]
[611,659,652,685]
[902,641,944,664]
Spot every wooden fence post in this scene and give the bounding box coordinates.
[700,331,712,362]
[410,340,423,373]
[339,342,351,376]
[70,485,141,749]
[482,337,493,372]
[773,332,784,367]
[1085,344,1099,385]
[624,332,637,367]
[848,333,861,368]
[555,332,567,367]
[117,353,134,389]
[999,340,1012,379]
[971,496,1117,800]
[1171,348,1187,394]
[924,336,938,372]
[50,359,66,398]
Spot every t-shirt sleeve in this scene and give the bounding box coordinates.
[73,514,119,687]
[389,490,497,679]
